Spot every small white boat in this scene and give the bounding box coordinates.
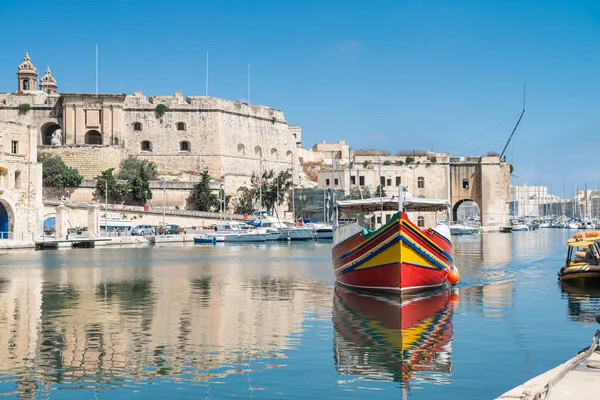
[449,223,479,236]
[252,215,314,241]
[567,223,579,229]
[100,217,134,230]
[511,224,529,231]
[208,222,269,242]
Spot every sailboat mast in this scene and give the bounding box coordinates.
[259,160,263,212]
[348,147,352,200]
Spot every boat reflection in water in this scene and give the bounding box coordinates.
[333,284,458,392]
[560,280,600,324]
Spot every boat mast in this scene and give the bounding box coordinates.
[378,153,383,226]
[259,160,263,212]
[348,147,352,200]
[331,151,335,225]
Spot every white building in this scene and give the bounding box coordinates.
[509,184,562,217]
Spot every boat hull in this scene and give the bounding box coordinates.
[194,236,216,245]
[558,263,600,282]
[332,212,452,292]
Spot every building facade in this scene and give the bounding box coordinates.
[317,151,510,228]
[0,54,303,192]
[0,121,43,240]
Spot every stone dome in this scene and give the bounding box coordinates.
[17,53,37,74]
[40,67,56,83]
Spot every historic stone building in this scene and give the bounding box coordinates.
[0,53,303,192]
[316,151,510,228]
[0,121,43,240]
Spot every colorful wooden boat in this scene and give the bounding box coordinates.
[558,233,600,282]
[332,194,459,292]
[333,284,457,388]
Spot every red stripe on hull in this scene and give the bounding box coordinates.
[337,262,400,290]
[336,262,447,291]
[332,222,398,267]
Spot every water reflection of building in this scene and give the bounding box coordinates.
[0,260,331,398]
[332,285,457,393]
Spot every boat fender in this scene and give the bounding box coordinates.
[448,266,460,285]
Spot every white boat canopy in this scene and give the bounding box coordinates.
[336,196,450,213]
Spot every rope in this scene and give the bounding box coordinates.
[533,329,600,399]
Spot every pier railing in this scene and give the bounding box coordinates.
[43,200,248,221]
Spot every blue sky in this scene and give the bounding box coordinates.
[1,0,599,196]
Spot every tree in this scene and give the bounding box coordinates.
[95,169,130,203]
[373,185,387,198]
[188,169,219,211]
[118,156,157,181]
[350,186,372,199]
[118,156,157,204]
[38,153,83,189]
[232,168,293,213]
[234,186,255,214]
[130,175,152,203]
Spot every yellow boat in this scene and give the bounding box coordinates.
[558,232,600,282]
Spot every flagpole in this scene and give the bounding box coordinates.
[95,44,98,95]
[206,51,209,96]
[247,63,251,105]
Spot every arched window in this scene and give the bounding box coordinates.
[141,140,152,152]
[23,79,29,91]
[180,141,190,152]
[271,148,278,156]
[255,146,262,157]
[417,176,425,189]
[237,143,245,155]
[133,122,143,131]
[176,122,186,131]
[14,171,21,189]
[417,216,425,227]
[85,130,103,145]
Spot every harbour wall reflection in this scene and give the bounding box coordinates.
[0,250,332,398]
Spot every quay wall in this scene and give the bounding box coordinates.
[42,202,248,229]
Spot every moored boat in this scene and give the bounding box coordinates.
[449,223,479,235]
[558,231,600,282]
[332,192,459,292]
[193,236,217,245]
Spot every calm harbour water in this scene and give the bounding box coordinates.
[0,229,599,399]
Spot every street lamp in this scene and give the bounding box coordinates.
[97,178,108,237]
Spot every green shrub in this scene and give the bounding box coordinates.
[155,104,168,119]
[18,103,31,115]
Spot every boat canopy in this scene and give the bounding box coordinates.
[336,196,450,213]
[566,239,597,247]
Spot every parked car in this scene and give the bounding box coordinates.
[131,225,154,236]
[164,224,182,235]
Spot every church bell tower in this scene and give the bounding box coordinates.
[16,53,38,94]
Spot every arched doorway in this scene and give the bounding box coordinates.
[0,200,13,239]
[40,122,62,145]
[85,130,103,145]
[453,199,481,225]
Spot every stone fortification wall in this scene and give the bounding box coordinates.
[39,146,127,178]
[122,92,302,190]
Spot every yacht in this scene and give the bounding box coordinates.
[251,215,314,241]
[207,221,269,242]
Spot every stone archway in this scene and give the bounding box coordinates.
[452,199,481,224]
[40,122,62,145]
[85,130,103,145]
[0,199,14,239]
